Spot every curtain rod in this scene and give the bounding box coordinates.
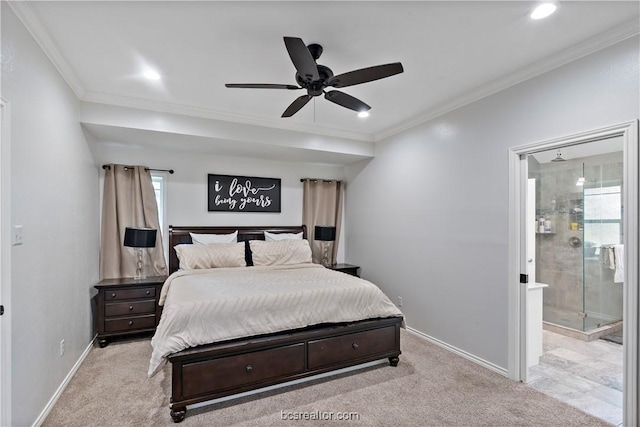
[102,165,174,174]
[300,178,342,183]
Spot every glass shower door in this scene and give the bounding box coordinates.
[530,139,624,334]
[582,157,624,331]
[530,155,586,330]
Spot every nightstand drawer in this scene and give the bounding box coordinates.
[308,326,396,369]
[105,299,156,317]
[104,314,156,332]
[106,287,156,300]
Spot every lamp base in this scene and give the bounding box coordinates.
[320,241,332,267]
[134,248,146,280]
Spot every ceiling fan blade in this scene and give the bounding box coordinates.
[282,95,312,117]
[225,83,301,90]
[328,62,404,88]
[283,37,319,83]
[324,90,371,112]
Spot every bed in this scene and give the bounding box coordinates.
[155,225,403,423]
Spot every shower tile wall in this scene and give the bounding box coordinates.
[531,152,623,331]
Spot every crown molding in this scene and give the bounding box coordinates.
[7,1,86,99]
[376,18,640,141]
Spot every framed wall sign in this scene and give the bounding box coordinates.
[208,174,281,212]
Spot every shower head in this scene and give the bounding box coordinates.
[551,150,566,162]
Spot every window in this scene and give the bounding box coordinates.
[151,175,165,232]
[584,185,621,246]
[151,173,168,263]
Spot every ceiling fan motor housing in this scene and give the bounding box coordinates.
[296,64,333,96]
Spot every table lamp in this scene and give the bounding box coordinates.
[314,225,336,267]
[124,227,157,279]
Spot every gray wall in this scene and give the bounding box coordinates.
[91,143,348,262]
[345,36,639,369]
[2,6,100,425]
[92,144,346,228]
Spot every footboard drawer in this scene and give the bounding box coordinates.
[181,343,305,398]
[308,325,397,369]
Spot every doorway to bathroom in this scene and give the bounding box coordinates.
[507,121,638,426]
[526,139,624,425]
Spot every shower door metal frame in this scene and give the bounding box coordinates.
[507,120,638,426]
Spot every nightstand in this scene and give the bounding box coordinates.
[95,276,166,347]
[328,263,360,277]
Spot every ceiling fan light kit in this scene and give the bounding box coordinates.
[226,36,404,118]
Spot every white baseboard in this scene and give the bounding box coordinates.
[32,337,96,427]
[406,327,509,377]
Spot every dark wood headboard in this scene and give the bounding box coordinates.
[168,225,307,273]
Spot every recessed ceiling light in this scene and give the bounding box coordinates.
[143,70,161,81]
[357,111,370,118]
[530,3,557,20]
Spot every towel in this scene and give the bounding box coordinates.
[613,244,624,283]
[601,247,616,270]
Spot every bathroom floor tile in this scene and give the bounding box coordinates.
[526,330,622,426]
[565,394,623,426]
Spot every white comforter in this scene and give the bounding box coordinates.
[148,263,402,376]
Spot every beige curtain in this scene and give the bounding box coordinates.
[100,164,168,279]
[302,179,344,265]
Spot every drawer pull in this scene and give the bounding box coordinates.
[352,343,359,350]
[245,365,253,373]
[129,306,134,311]
[146,290,151,295]
[128,321,134,326]
[111,293,116,298]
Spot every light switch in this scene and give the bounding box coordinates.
[12,225,23,246]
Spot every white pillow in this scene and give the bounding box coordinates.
[249,239,312,266]
[174,242,246,269]
[190,230,238,244]
[264,231,303,241]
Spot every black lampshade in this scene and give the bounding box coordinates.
[314,226,336,242]
[124,227,157,248]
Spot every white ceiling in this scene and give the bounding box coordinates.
[9,1,639,162]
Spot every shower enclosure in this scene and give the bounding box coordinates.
[529,141,623,337]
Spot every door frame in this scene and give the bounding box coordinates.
[508,120,638,426]
[0,99,11,427]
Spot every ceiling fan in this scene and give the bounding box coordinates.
[225,37,404,118]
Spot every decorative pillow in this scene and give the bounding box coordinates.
[190,230,238,244]
[249,239,312,266]
[174,242,246,269]
[264,231,303,241]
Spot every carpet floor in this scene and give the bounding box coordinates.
[43,330,612,426]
